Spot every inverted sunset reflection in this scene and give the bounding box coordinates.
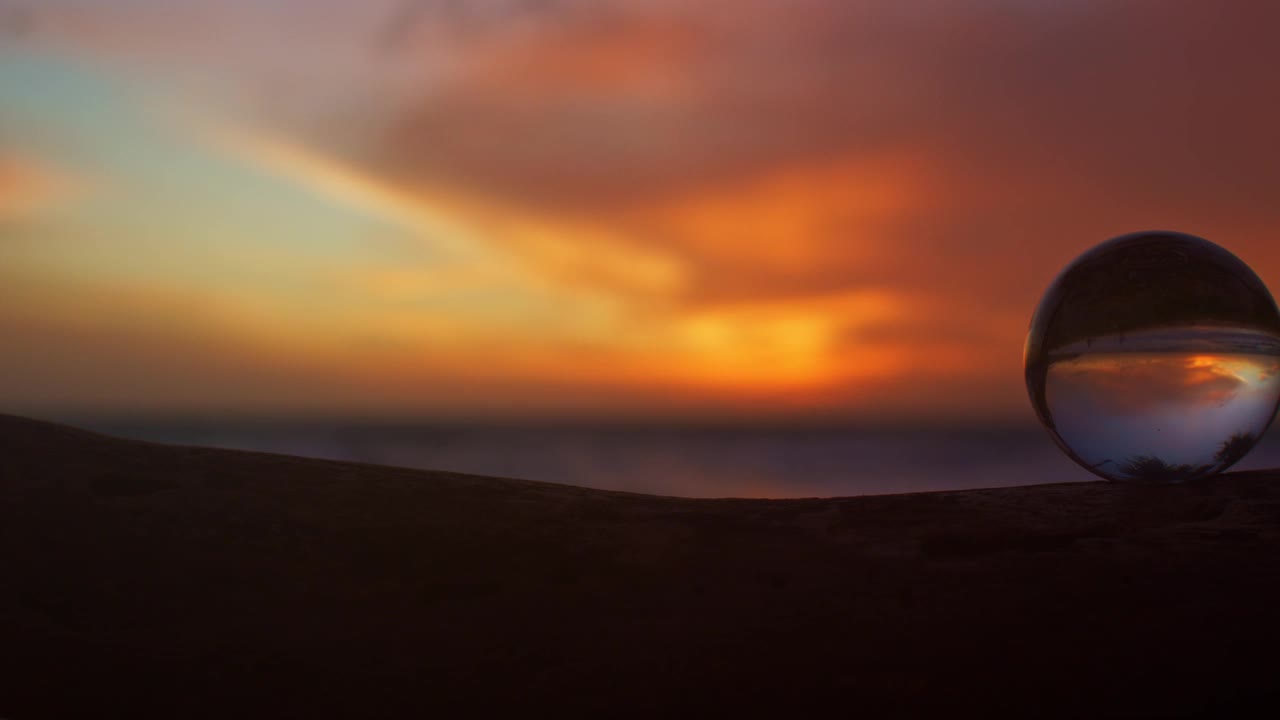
[1046,351,1280,480]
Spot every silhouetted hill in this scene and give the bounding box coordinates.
[3,414,1280,718]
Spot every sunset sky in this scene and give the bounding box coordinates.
[4,0,1280,421]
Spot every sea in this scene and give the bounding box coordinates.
[74,418,1280,498]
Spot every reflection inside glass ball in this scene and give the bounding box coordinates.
[1026,232,1280,482]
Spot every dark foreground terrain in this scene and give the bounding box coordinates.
[3,414,1280,718]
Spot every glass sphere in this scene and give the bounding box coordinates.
[1025,231,1280,482]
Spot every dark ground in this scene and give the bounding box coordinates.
[3,414,1280,718]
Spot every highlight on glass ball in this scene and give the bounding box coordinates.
[1025,231,1280,483]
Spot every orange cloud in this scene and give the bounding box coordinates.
[0,153,76,221]
[456,16,698,102]
[619,150,929,304]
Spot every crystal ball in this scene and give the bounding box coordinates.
[1025,231,1280,482]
